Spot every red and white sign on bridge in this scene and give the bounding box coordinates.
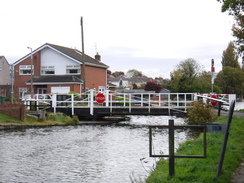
[96,93,105,104]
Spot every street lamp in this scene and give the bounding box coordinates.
[10,64,14,103]
[27,47,34,98]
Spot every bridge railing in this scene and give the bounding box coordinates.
[106,92,195,107]
[22,91,235,116]
[104,92,196,116]
[195,93,236,106]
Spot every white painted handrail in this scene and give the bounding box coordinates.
[22,91,235,116]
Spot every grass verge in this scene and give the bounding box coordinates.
[146,115,244,183]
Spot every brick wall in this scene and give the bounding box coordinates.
[85,65,107,89]
[0,104,26,121]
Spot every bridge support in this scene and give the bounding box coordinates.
[90,89,94,115]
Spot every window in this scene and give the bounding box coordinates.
[98,86,106,93]
[38,88,47,94]
[19,65,33,75]
[66,65,80,74]
[0,66,2,71]
[41,66,55,75]
[19,87,28,99]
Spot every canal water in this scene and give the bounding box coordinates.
[0,116,188,183]
[1,101,243,183]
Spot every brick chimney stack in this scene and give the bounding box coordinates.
[95,52,101,61]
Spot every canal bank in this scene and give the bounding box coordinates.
[146,113,244,183]
[0,120,125,130]
[1,110,243,131]
[0,112,130,130]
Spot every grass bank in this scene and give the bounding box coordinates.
[0,112,78,126]
[146,115,244,183]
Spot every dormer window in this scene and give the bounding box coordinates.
[66,65,80,74]
[19,65,34,75]
[41,66,55,75]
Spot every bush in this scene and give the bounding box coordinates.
[47,112,78,125]
[186,100,216,125]
[145,81,162,93]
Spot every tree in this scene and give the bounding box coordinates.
[132,83,138,89]
[217,0,244,61]
[221,41,240,69]
[170,58,203,92]
[215,66,244,97]
[126,69,143,78]
[144,81,162,93]
[194,71,221,93]
[216,41,244,97]
[232,14,244,58]
[112,71,125,77]
[107,70,112,75]
[217,0,244,16]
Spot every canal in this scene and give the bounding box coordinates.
[1,101,244,182]
[0,115,189,183]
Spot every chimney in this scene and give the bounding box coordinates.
[95,52,101,61]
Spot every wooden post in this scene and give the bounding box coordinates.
[216,101,235,177]
[169,119,175,176]
[218,102,222,116]
[90,89,94,115]
[71,94,74,116]
[149,127,153,157]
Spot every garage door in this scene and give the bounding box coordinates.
[51,86,70,94]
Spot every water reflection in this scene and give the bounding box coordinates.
[0,116,188,183]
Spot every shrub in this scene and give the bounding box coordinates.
[145,81,162,93]
[47,112,78,125]
[186,100,216,125]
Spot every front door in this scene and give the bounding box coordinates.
[38,88,47,94]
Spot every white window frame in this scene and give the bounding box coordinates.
[37,88,47,94]
[98,86,106,93]
[41,66,55,75]
[66,65,80,74]
[19,87,28,99]
[19,65,33,75]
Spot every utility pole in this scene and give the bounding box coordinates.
[81,16,86,93]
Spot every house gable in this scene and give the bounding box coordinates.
[41,47,80,75]
[0,56,11,85]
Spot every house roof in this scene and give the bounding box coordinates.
[107,82,117,88]
[26,75,83,85]
[129,77,152,83]
[116,89,155,93]
[14,43,109,69]
[107,75,129,82]
[107,76,152,83]
[0,56,10,65]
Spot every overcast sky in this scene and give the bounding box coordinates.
[0,0,236,78]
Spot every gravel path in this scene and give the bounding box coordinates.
[231,161,244,183]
